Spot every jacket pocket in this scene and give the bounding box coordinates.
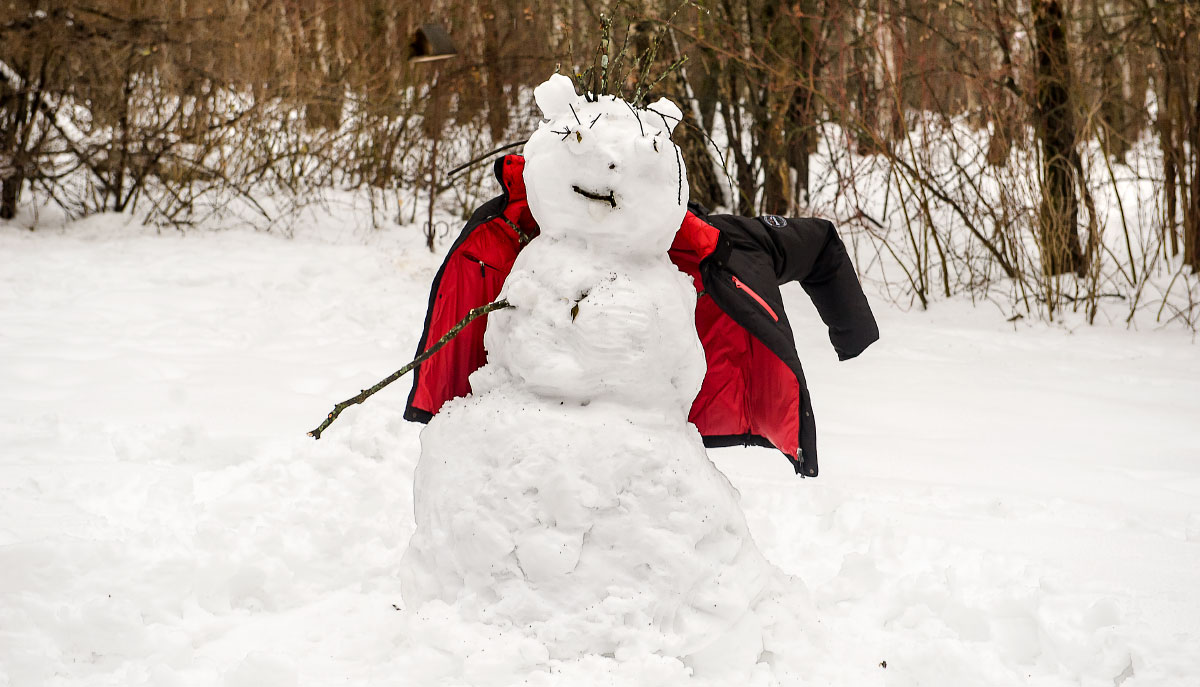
[463,254,500,279]
[732,275,779,322]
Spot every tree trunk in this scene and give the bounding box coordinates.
[1186,77,1200,269]
[785,0,818,208]
[1031,0,1087,276]
[0,70,24,220]
[480,0,510,142]
[692,47,721,133]
[874,0,903,144]
[787,87,815,208]
[761,100,789,215]
[1093,5,1135,159]
[0,174,20,220]
[761,0,817,215]
[1162,107,1180,256]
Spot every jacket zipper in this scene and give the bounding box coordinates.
[466,256,497,279]
[732,275,778,322]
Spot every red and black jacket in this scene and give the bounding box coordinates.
[404,154,879,477]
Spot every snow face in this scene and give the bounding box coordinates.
[523,74,688,257]
[400,75,794,675]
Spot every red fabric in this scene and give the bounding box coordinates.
[411,154,800,460]
[407,156,537,416]
[668,234,800,459]
[675,210,721,260]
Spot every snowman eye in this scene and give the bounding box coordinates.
[550,127,578,142]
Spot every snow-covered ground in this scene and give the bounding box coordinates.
[2,207,1198,686]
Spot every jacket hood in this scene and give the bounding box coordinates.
[494,154,528,203]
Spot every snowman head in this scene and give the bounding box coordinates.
[522,74,689,256]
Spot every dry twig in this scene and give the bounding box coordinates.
[308,299,513,439]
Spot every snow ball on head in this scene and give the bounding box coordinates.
[522,73,689,256]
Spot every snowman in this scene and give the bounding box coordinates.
[400,74,805,676]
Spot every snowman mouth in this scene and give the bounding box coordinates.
[572,185,616,208]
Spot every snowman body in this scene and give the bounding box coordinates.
[401,76,786,668]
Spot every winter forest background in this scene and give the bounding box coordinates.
[3,1,1200,686]
[2,0,1199,325]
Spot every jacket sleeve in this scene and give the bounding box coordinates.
[762,217,880,360]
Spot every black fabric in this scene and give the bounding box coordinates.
[757,216,879,360]
[695,213,881,477]
[702,434,777,450]
[711,215,880,360]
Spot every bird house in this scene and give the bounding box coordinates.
[409,24,457,63]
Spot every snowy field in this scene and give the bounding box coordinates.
[2,208,1199,686]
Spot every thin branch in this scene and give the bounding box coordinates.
[308,299,513,439]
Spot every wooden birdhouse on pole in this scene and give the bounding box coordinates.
[409,24,457,63]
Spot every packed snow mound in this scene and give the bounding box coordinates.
[400,75,798,677]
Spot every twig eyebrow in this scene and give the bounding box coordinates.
[622,99,645,136]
